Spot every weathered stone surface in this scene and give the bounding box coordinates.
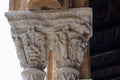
[6,8,92,80]
[57,67,79,80]
[22,68,46,80]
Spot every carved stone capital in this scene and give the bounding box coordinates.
[5,8,92,80]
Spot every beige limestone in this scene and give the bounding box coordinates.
[6,8,92,80]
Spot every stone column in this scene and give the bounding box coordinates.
[5,8,92,80]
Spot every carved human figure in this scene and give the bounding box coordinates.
[12,27,47,80]
[50,23,91,80]
[6,8,92,80]
[12,21,91,80]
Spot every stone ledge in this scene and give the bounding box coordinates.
[5,8,92,22]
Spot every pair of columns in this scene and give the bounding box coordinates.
[6,7,92,80]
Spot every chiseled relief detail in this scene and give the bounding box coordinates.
[11,22,47,80]
[6,8,92,80]
[12,27,47,69]
[52,23,92,68]
[22,68,46,80]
